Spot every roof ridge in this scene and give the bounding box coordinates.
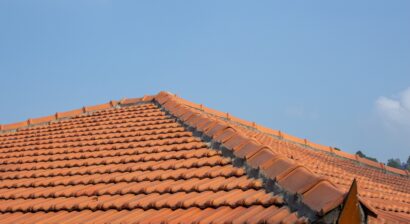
[154,91,410,222]
[154,92,348,219]
[0,92,409,220]
[154,92,408,178]
[1,91,407,178]
[0,92,409,222]
[0,96,155,133]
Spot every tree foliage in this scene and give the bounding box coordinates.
[387,158,402,169]
[355,150,378,162]
[342,150,410,171]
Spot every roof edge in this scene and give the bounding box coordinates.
[154,91,348,220]
[0,91,406,178]
[0,95,155,133]
[154,91,408,178]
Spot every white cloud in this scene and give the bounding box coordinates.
[284,105,318,120]
[376,87,410,129]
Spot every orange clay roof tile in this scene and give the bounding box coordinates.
[213,126,237,142]
[154,91,410,223]
[0,91,408,223]
[277,166,324,194]
[223,132,250,150]
[247,146,277,169]
[261,156,297,180]
[232,138,265,160]
[301,180,345,214]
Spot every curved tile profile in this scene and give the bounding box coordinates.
[0,95,308,224]
[154,91,410,223]
[156,92,345,216]
[0,91,409,223]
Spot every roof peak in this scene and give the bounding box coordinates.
[1,90,408,178]
[1,91,408,223]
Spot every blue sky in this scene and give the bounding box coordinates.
[1,1,409,162]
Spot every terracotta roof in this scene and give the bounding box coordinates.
[0,91,409,223]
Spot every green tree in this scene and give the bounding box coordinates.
[387,158,401,169]
[355,150,378,162]
[356,150,365,158]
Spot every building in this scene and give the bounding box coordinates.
[0,91,408,223]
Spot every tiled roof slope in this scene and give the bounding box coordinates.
[0,92,409,223]
[0,97,307,223]
[154,92,410,224]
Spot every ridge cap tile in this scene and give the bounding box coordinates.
[204,121,232,138]
[159,92,404,222]
[164,92,409,178]
[0,91,408,223]
[233,140,265,160]
[302,180,345,214]
[247,146,277,169]
[158,92,410,223]
[213,127,237,143]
